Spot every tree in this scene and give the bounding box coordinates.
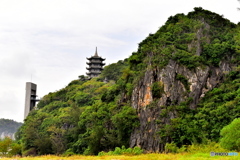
[220,118,240,151]
[48,126,66,154]
[0,137,12,156]
[99,60,128,81]
[8,142,21,156]
[0,137,21,157]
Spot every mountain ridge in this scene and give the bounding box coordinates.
[0,118,22,139]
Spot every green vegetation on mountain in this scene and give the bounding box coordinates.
[128,7,237,74]
[16,7,240,156]
[98,59,128,81]
[17,78,138,155]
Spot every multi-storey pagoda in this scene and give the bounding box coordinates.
[86,47,105,78]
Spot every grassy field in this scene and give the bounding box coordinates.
[0,153,239,160]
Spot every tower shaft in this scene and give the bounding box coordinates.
[24,82,38,119]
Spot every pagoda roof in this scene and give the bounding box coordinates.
[86,70,102,74]
[87,56,105,60]
[86,62,105,65]
[86,47,106,60]
[86,67,103,70]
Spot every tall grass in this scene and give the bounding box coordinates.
[0,142,238,160]
[165,141,230,154]
[98,146,143,156]
[0,153,239,160]
[187,141,229,153]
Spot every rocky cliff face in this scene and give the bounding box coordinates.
[0,132,15,139]
[129,58,235,152]
[128,8,238,152]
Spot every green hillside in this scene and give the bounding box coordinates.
[17,7,240,155]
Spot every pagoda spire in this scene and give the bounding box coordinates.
[94,47,98,57]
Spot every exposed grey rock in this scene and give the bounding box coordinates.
[129,58,235,152]
[0,132,15,140]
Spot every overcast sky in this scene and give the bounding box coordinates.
[0,0,239,123]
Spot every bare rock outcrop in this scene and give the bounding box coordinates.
[129,58,235,152]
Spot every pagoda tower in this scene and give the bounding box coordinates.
[86,47,105,78]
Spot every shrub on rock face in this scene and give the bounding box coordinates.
[151,81,164,99]
[220,118,240,151]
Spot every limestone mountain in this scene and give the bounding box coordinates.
[0,118,22,139]
[17,7,239,155]
[127,7,239,152]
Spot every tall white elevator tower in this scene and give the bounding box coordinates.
[24,82,38,119]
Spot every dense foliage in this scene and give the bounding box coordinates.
[220,118,240,151]
[98,59,128,81]
[17,7,240,156]
[0,137,21,157]
[17,78,138,155]
[127,7,237,79]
